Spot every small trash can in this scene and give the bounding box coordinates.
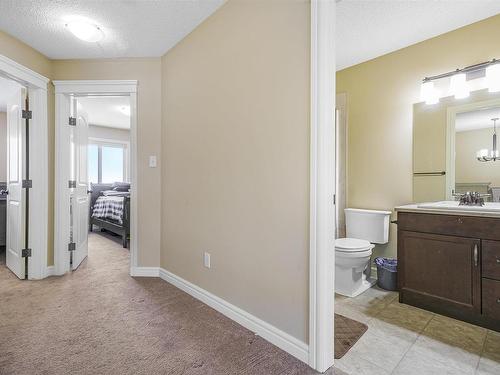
[374,257,398,291]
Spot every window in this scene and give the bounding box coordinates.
[88,140,129,184]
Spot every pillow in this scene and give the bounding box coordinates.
[112,182,130,192]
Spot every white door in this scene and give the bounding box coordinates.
[6,87,26,279]
[70,100,89,270]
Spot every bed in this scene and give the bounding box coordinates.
[89,182,130,248]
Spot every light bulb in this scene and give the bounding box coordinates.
[66,21,103,42]
[420,81,439,105]
[486,63,500,93]
[477,149,489,159]
[450,73,469,99]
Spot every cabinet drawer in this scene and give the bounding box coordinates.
[398,212,500,241]
[483,241,500,281]
[482,278,500,320]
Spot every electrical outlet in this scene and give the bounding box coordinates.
[204,252,211,269]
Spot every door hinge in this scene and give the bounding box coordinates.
[22,110,32,119]
[69,117,76,126]
[68,242,76,251]
[22,179,32,189]
[333,194,336,205]
[22,248,32,258]
[68,180,76,188]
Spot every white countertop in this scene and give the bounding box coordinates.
[395,203,500,218]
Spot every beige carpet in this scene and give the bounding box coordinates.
[0,233,344,375]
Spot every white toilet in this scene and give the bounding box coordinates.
[335,208,391,297]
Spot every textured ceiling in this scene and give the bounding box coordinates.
[0,0,225,59]
[456,107,500,133]
[77,96,130,129]
[337,0,500,70]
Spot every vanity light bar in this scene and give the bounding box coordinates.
[422,59,499,83]
[421,59,500,105]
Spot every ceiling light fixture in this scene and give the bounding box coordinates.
[476,118,499,162]
[65,20,103,42]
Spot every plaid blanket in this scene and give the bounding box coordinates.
[92,196,125,225]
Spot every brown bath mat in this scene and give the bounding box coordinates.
[334,313,368,359]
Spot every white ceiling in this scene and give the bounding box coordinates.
[0,0,225,59]
[0,76,23,112]
[456,107,500,133]
[336,0,500,70]
[77,96,130,129]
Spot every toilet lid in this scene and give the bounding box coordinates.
[335,238,372,252]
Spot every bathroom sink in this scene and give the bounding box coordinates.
[417,201,500,212]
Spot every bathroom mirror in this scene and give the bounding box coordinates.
[413,89,500,202]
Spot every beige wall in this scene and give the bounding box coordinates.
[161,0,310,342]
[0,31,52,79]
[337,14,500,259]
[456,127,500,187]
[0,112,5,182]
[52,59,161,267]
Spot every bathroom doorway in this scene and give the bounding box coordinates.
[336,93,348,239]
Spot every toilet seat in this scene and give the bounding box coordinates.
[335,238,373,253]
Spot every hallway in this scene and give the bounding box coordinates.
[0,233,334,375]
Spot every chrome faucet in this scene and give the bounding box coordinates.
[457,191,486,206]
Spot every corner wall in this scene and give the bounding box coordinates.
[161,0,311,343]
[337,14,500,259]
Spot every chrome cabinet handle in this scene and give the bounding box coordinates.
[497,298,500,304]
[496,257,500,264]
[474,244,478,267]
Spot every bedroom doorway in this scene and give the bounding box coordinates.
[54,81,138,276]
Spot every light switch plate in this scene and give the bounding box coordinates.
[204,252,211,269]
[149,155,157,168]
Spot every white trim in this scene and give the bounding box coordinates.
[44,266,55,278]
[53,81,138,276]
[0,54,49,89]
[445,97,500,200]
[53,80,137,94]
[0,54,49,280]
[159,268,309,363]
[130,267,159,277]
[309,0,336,372]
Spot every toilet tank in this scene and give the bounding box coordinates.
[345,208,391,244]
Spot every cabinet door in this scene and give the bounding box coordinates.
[399,230,481,315]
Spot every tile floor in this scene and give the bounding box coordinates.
[334,286,500,375]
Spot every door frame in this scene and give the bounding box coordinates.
[308,0,336,372]
[53,80,138,276]
[0,54,49,280]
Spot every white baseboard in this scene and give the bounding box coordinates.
[44,266,55,278]
[159,267,309,364]
[130,266,160,277]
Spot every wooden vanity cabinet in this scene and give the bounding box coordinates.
[397,211,500,331]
